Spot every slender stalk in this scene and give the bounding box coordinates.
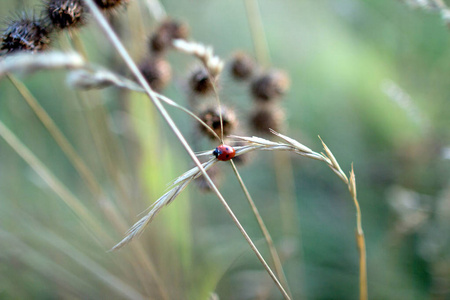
[157,93,221,142]
[229,160,292,298]
[243,2,305,295]
[244,0,271,67]
[6,74,103,198]
[233,132,368,300]
[83,1,290,298]
[349,167,367,300]
[6,75,168,298]
[33,226,147,300]
[272,151,300,236]
[0,119,107,242]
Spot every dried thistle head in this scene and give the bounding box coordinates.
[139,57,172,92]
[230,51,254,80]
[44,0,87,30]
[1,13,52,54]
[189,66,217,95]
[150,19,189,53]
[250,70,290,102]
[249,106,285,134]
[198,105,237,140]
[93,0,129,10]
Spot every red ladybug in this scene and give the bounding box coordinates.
[213,144,236,161]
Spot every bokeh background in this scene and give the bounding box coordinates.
[1,0,449,299]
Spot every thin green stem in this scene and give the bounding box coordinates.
[83,1,290,298]
[229,160,292,298]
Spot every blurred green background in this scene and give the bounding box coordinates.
[1,0,449,299]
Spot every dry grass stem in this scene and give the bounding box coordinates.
[0,119,108,242]
[66,66,221,141]
[244,0,271,66]
[7,74,103,197]
[7,74,168,298]
[231,130,368,300]
[229,160,292,298]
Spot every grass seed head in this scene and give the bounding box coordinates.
[250,70,290,102]
[44,0,87,30]
[139,57,172,92]
[1,13,52,54]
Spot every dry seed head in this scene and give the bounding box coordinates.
[1,14,52,54]
[189,66,216,95]
[139,57,172,92]
[1,51,84,78]
[230,51,254,80]
[250,106,285,135]
[45,0,87,30]
[150,19,189,53]
[93,0,129,10]
[172,39,224,77]
[250,70,290,102]
[198,105,237,140]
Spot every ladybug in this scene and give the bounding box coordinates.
[212,144,236,161]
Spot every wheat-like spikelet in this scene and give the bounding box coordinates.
[0,51,84,78]
[172,39,224,77]
[111,158,217,250]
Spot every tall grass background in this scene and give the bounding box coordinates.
[0,0,449,299]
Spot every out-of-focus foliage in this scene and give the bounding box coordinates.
[0,0,449,299]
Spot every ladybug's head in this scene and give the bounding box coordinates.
[212,147,221,158]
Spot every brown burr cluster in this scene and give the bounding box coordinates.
[139,19,189,92]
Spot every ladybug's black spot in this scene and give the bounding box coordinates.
[226,147,229,151]
[226,154,230,158]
